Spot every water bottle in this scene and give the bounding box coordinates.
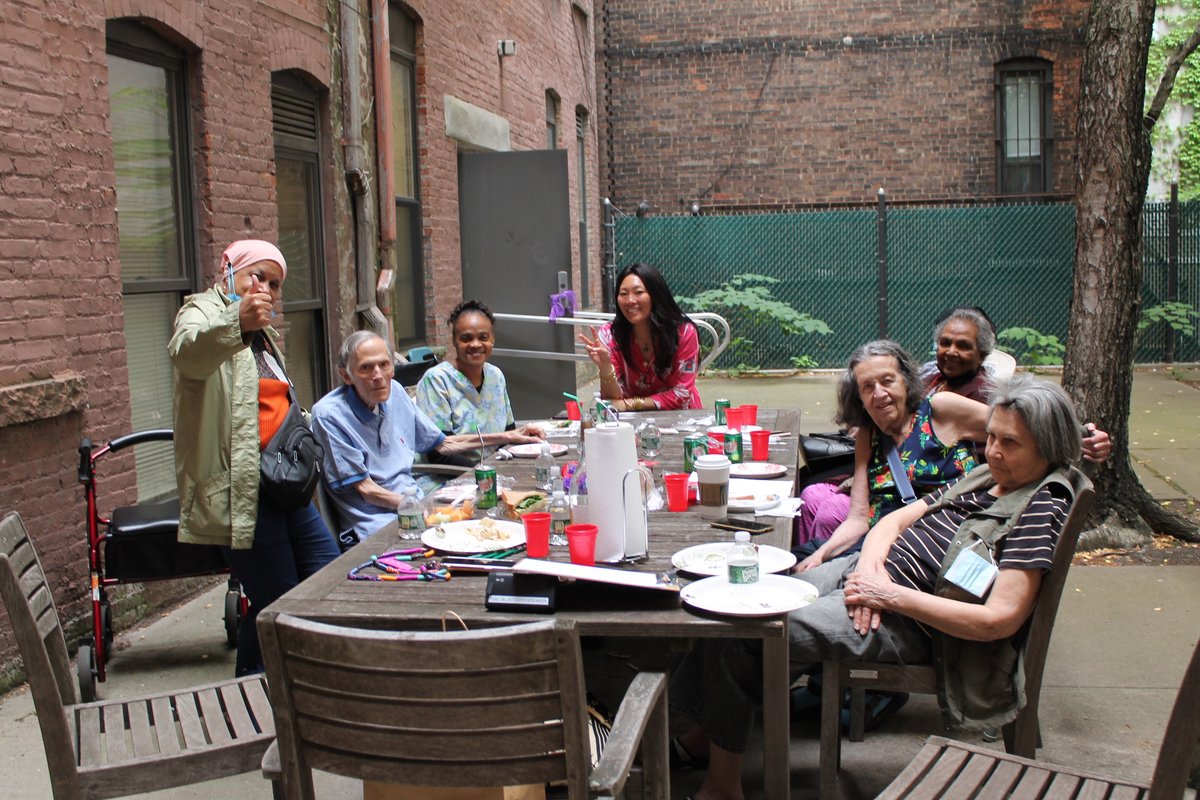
[397,487,425,540]
[548,489,570,546]
[534,443,556,490]
[727,531,759,585]
[637,417,661,460]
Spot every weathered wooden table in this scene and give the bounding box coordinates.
[262,408,801,798]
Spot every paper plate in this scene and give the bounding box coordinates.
[681,575,818,617]
[538,420,580,438]
[507,442,568,458]
[727,492,782,513]
[672,543,797,577]
[730,462,789,479]
[421,519,525,554]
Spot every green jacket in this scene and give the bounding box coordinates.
[925,464,1075,730]
[169,285,281,549]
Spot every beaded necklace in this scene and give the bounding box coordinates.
[347,547,451,582]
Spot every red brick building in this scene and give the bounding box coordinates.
[597,0,1091,213]
[0,0,598,683]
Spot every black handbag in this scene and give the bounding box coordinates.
[259,365,324,509]
[798,431,856,486]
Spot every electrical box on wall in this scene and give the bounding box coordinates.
[497,39,517,57]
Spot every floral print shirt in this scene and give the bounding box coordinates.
[598,321,702,410]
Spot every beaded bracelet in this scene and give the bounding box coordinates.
[347,547,451,582]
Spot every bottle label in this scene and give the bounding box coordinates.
[398,512,424,531]
[535,464,553,486]
[640,433,661,452]
[728,559,759,585]
[551,516,567,536]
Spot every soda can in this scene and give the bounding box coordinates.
[714,399,731,426]
[723,429,743,464]
[683,433,708,473]
[475,466,498,509]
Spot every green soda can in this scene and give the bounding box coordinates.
[683,433,708,473]
[714,399,731,426]
[723,429,743,464]
[475,466,498,509]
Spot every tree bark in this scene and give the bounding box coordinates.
[1063,0,1198,544]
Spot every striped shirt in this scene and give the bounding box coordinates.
[884,483,1070,597]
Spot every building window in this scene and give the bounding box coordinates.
[389,4,424,346]
[576,107,590,306]
[546,90,559,149]
[996,59,1053,195]
[106,19,196,501]
[272,73,329,409]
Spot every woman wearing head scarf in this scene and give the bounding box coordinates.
[579,262,702,411]
[169,239,338,676]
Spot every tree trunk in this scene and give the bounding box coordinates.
[1063,0,1198,544]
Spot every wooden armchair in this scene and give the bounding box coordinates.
[0,512,274,799]
[879,635,1200,799]
[819,466,1095,798]
[258,612,670,800]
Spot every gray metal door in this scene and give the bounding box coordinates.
[458,150,575,420]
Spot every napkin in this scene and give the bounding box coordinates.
[757,497,803,519]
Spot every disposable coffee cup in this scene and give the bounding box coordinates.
[693,453,731,520]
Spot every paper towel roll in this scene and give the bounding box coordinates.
[583,422,647,562]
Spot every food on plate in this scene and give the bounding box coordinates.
[424,500,474,525]
[501,489,546,517]
[430,517,511,543]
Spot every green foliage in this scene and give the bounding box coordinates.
[1148,0,1200,198]
[997,326,1066,366]
[1138,301,1200,337]
[790,354,820,369]
[677,274,832,370]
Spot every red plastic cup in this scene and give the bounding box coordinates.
[522,512,552,558]
[725,406,743,431]
[565,523,598,566]
[663,473,690,512]
[750,429,771,462]
[565,400,581,421]
[740,404,758,426]
[707,431,725,454]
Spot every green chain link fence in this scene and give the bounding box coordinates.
[613,199,1200,369]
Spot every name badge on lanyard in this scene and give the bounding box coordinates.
[944,539,999,599]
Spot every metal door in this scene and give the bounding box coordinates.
[458,150,576,419]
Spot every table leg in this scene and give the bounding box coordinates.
[762,632,791,799]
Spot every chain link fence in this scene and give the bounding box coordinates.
[612,198,1200,369]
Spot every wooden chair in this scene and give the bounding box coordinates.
[258,612,670,800]
[878,635,1200,799]
[0,512,274,799]
[819,466,1095,798]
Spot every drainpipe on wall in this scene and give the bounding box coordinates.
[340,0,388,341]
[372,0,397,345]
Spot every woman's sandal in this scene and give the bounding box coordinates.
[669,736,709,771]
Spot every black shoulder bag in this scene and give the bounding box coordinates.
[258,338,324,509]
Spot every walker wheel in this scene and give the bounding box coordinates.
[77,643,97,703]
[224,590,240,648]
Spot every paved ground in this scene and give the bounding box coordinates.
[0,368,1196,798]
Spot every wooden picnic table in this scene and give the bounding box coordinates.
[262,407,802,799]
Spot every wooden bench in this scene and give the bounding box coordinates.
[819,466,1095,798]
[878,635,1200,799]
[0,512,274,799]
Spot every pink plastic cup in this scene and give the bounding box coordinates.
[565,523,598,566]
[740,404,758,426]
[725,406,743,431]
[707,431,725,454]
[522,512,552,558]
[663,473,690,512]
[750,429,771,462]
[565,400,581,421]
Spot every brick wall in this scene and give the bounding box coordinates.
[597,0,1090,212]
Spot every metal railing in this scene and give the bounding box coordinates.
[491,311,730,371]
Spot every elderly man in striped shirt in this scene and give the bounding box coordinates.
[670,374,1084,800]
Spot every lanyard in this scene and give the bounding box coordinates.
[347,548,451,582]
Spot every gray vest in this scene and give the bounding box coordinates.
[923,464,1075,730]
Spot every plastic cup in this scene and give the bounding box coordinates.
[693,454,731,520]
[725,406,743,432]
[707,430,725,454]
[565,400,581,421]
[740,404,758,426]
[522,512,552,558]
[663,473,690,512]
[565,523,598,566]
[750,429,771,462]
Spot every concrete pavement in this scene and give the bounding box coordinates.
[0,368,1196,798]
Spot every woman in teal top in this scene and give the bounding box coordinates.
[416,300,544,465]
